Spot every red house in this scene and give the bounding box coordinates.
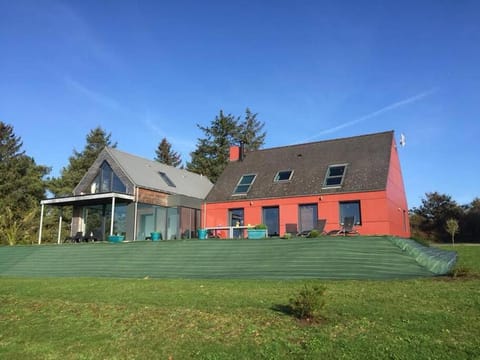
[204,131,410,237]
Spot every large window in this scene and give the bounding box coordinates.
[90,161,127,194]
[323,164,347,187]
[233,174,256,194]
[339,200,361,225]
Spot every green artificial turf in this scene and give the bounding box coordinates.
[0,237,436,280]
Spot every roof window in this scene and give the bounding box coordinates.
[233,174,256,194]
[159,172,176,187]
[274,170,293,182]
[323,164,347,187]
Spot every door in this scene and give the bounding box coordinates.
[299,204,318,233]
[262,206,279,237]
[229,208,244,238]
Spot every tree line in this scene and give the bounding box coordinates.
[0,109,266,244]
[1,113,478,244]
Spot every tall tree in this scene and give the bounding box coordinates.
[49,126,116,196]
[238,108,266,152]
[186,109,266,183]
[0,122,50,244]
[411,192,463,242]
[155,137,182,167]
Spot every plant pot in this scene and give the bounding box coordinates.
[247,229,267,239]
[197,229,207,239]
[108,235,125,243]
[150,232,162,241]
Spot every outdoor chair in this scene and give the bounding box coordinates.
[337,216,359,236]
[65,231,85,243]
[285,223,298,236]
[300,219,327,237]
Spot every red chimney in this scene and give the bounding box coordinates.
[229,146,240,161]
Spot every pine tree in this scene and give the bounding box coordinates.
[0,122,49,244]
[48,126,116,196]
[186,109,266,183]
[154,137,182,167]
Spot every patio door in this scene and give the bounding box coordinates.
[229,208,244,238]
[262,206,279,237]
[299,204,318,233]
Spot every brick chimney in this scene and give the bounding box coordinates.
[229,145,240,161]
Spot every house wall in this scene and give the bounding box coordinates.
[137,188,168,206]
[385,141,411,237]
[205,190,394,237]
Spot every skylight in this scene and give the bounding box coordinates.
[323,164,347,187]
[274,170,293,182]
[159,172,176,187]
[233,174,256,194]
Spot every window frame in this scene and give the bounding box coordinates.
[323,164,348,188]
[274,170,294,182]
[339,200,362,225]
[233,174,257,195]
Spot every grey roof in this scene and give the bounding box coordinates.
[206,131,394,202]
[106,148,213,199]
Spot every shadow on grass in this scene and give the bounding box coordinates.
[271,304,294,316]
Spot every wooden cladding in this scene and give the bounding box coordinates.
[137,188,168,206]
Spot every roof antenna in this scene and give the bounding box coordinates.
[399,133,406,147]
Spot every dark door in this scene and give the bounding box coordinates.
[262,206,279,236]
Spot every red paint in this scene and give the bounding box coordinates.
[206,139,410,238]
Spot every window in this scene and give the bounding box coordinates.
[339,201,361,225]
[90,161,126,194]
[323,164,347,187]
[159,172,176,187]
[233,174,256,194]
[274,170,293,182]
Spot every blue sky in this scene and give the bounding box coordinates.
[1,0,479,208]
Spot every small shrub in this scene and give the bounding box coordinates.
[289,284,326,322]
[307,230,320,238]
[254,224,267,229]
[283,232,292,239]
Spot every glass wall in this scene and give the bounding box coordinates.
[136,204,200,241]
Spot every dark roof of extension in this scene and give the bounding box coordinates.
[206,130,395,202]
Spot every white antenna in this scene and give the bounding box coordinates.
[399,133,406,147]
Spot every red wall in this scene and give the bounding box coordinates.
[204,139,410,238]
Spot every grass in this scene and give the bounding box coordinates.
[0,243,478,359]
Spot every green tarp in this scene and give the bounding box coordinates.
[0,237,454,280]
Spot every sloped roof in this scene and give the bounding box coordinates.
[106,148,213,199]
[206,131,394,202]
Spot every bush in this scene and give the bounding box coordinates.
[289,284,326,321]
[254,224,267,229]
[283,232,292,239]
[307,230,320,238]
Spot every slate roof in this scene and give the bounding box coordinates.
[206,131,394,202]
[75,148,213,200]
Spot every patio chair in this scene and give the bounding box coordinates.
[337,216,359,236]
[64,231,85,243]
[301,219,327,237]
[285,223,298,236]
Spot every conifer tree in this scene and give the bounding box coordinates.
[154,137,182,167]
[186,109,266,183]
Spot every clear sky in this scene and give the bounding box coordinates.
[1,0,479,208]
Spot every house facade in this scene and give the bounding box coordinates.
[38,148,213,243]
[204,131,410,237]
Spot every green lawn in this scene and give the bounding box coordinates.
[0,242,478,359]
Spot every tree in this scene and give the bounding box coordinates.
[460,197,480,243]
[0,122,50,244]
[48,126,116,196]
[445,218,459,246]
[155,137,182,167]
[411,192,463,242]
[186,109,266,182]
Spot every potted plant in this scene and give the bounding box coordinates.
[247,224,268,239]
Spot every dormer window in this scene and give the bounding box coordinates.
[233,174,256,194]
[159,172,176,187]
[274,170,293,182]
[323,164,347,187]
